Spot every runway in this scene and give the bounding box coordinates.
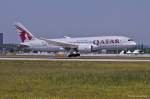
[0,57,150,62]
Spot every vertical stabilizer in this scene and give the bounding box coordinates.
[14,22,36,42]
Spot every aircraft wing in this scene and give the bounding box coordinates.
[40,38,78,48]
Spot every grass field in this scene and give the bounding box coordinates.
[0,60,150,99]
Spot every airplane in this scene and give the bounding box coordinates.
[14,22,137,57]
[132,49,140,55]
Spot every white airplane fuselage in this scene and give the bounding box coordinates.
[22,36,136,52]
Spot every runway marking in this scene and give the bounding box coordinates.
[0,58,150,62]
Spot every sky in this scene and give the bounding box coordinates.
[0,0,150,45]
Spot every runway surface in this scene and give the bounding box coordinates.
[0,57,150,62]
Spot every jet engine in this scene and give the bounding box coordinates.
[78,45,99,52]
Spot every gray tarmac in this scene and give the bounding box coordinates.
[0,57,150,62]
[0,54,150,62]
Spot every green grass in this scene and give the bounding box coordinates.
[0,61,150,99]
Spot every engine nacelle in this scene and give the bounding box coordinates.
[78,45,99,52]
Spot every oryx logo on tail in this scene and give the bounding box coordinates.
[15,22,35,42]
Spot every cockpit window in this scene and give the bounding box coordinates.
[128,39,133,41]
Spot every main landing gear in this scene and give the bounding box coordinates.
[67,48,80,57]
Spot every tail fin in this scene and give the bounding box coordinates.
[14,22,36,42]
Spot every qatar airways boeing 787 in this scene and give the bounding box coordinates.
[15,22,136,57]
